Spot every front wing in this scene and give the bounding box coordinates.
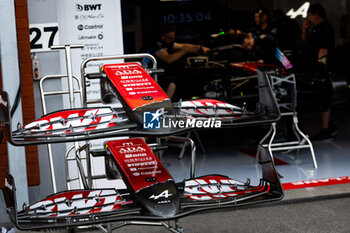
[0,67,280,146]
[3,145,283,231]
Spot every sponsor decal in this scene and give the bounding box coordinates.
[27,190,132,217]
[78,35,96,40]
[107,138,173,192]
[146,177,157,182]
[76,4,102,12]
[137,166,159,171]
[142,96,153,101]
[125,153,147,158]
[119,146,146,154]
[282,176,350,190]
[76,14,105,22]
[115,69,143,76]
[77,24,103,31]
[83,43,103,50]
[81,52,103,60]
[77,34,103,41]
[102,63,169,111]
[127,161,156,167]
[184,177,268,201]
[122,142,134,146]
[23,108,115,133]
[124,157,153,163]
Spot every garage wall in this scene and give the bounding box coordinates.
[0,0,39,189]
[0,0,39,227]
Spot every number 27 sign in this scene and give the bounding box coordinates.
[29,23,59,53]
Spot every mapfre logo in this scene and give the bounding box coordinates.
[76,4,102,12]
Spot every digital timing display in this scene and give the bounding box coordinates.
[163,12,212,24]
[159,0,227,43]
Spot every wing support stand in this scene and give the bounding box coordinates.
[167,136,197,178]
[39,44,84,192]
[256,72,317,168]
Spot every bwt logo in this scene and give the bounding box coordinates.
[76,4,102,12]
[143,109,163,129]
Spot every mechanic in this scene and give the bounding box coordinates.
[301,3,339,141]
[233,32,278,65]
[142,25,210,100]
[250,8,276,38]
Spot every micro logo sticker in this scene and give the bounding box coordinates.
[142,96,154,101]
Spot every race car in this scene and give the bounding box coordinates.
[0,58,283,232]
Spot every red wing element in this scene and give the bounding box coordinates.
[182,175,270,202]
[180,99,243,118]
[19,108,120,136]
[102,63,169,111]
[21,189,134,218]
[106,138,174,193]
[3,177,141,231]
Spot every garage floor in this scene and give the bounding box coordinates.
[163,105,350,187]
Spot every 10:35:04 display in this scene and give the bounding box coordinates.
[163,12,211,24]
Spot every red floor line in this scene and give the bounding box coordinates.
[282,176,350,190]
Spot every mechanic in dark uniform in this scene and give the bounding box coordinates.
[250,8,276,38]
[232,32,278,65]
[143,25,210,100]
[301,3,338,140]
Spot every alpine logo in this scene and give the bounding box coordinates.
[76,4,102,12]
[149,190,172,200]
[286,2,310,19]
